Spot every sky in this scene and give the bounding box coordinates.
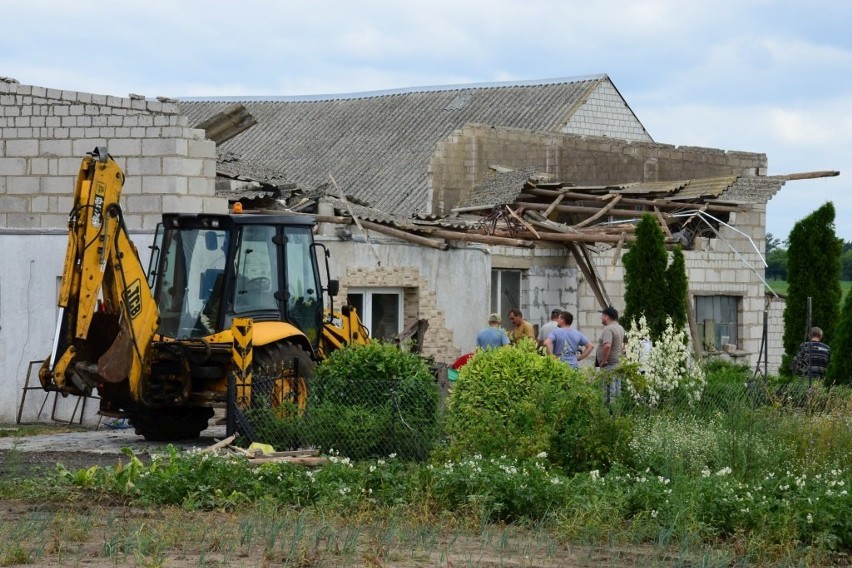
[2,0,850,242]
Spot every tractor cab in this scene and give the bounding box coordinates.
[147,213,330,348]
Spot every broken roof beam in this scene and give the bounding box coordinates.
[524,188,741,213]
[573,195,622,228]
[514,200,683,221]
[421,228,534,248]
[780,170,839,180]
[359,220,448,250]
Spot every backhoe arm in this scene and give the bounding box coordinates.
[40,149,159,400]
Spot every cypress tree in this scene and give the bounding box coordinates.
[665,246,688,332]
[782,202,842,372]
[826,291,852,385]
[622,214,669,339]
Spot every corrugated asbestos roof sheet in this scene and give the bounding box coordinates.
[618,180,688,194]
[611,176,739,200]
[179,76,607,217]
[459,167,540,208]
[669,176,739,200]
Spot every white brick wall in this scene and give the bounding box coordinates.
[0,78,224,229]
[563,80,652,142]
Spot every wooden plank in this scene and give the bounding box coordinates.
[505,206,540,239]
[523,188,742,213]
[573,194,623,228]
[542,194,565,218]
[568,243,608,309]
[781,170,839,180]
[654,206,673,238]
[425,228,534,247]
[359,220,448,250]
[203,435,237,453]
[329,174,383,266]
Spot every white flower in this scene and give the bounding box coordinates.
[807,513,813,524]
[651,510,658,519]
[536,451,548,459]
[590,470,600,481]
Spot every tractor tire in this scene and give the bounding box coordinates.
[130,407,214,441]
[250,342,315,412]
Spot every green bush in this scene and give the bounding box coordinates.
[444,339,631,472]
[308,342,440,460]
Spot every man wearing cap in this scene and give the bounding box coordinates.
[476,313,510,350]
[596,306,625,398]
[538,308,562,346]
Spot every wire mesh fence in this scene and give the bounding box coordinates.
[227,372,442,461]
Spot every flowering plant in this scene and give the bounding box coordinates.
[619,315,705,406]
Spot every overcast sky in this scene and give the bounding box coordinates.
[2,0,849,242]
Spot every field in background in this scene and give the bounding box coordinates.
[766,279,852,302]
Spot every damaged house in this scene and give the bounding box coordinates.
[0,74,827,423]
[180,74,823,372]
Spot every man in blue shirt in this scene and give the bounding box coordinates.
[544,311,593,368]
[476,313,510,350]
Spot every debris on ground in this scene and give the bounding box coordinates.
[202,435,327,467]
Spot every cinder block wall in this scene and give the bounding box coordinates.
[0,78,225,230]
[562,80,651,142]
[575,204,783,374]
[430,124,767,214]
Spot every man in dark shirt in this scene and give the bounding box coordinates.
[792,327,831,380]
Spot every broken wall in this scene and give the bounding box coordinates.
[429,124,767,215]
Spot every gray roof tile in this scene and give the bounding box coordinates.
[179,76,609,216]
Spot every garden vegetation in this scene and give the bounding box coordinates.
[25,338,852,566]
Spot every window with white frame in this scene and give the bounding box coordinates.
[695,295,740,351]
[490,269,522,329]
[347,288,404,341]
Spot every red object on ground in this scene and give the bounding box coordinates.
[451,353,474,370]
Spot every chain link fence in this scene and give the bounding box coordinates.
[227,372,441,461]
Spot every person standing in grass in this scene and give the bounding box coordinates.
[544,311,593,369]
[792,326,831,381]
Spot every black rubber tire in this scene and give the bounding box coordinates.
[130,407,214,441]
[250,342,315,411]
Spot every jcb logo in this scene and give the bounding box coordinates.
[92,182,106,228]
[124,279,143,319]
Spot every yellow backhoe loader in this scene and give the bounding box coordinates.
[39,148,368,440]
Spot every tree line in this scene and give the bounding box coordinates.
[766,232,852,281]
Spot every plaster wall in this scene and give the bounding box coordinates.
[1,230,155,425]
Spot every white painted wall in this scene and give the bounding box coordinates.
[1,230,155,424]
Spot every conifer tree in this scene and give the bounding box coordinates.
[826,291,852,385]
[665,246,688,332]
[622,214,669,339]
[782,202,842,371]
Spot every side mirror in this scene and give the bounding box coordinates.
[205,231,218,251]
[327,279,340,297]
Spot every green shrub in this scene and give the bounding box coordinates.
[308,342,440,460]
[444,339,631,472]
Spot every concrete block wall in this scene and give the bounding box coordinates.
[563,80,651,142]
[573,205,782,373]
[767,296,785,374]
[334,265,461,363]
[430,124,767,214]
[0,78,226,230]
